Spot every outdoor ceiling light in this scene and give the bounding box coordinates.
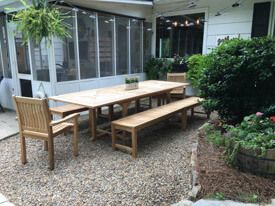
[185,20,189,25]
[89,14,96,19]
[232,1,240,7]
[109,19,114,22]
[82,11,87,15]
[167,27,172,30]
[188,2,197,8]
[215,12,221,16]
[72,8,79,12]
[180,23,184,27]
[146,28,152,31]
[165,19,171,23]
[104,20,109,23]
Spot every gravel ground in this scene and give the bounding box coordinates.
[0,111,207,206]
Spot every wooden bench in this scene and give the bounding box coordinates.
[111,97,202,158]
[50,104,88,118]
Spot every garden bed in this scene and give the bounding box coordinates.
[196,133,275,203]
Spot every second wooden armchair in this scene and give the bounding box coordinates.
[13,96,80,170]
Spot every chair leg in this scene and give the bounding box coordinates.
[48,136,54,170]
[44,141,48,151]
[131,129,138,158]
[72,123,79,157]
[20,135,27,164]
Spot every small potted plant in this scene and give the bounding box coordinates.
[125,77,139,90]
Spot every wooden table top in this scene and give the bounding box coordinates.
[49,80,189,108]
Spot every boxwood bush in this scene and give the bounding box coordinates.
[199,37,275,123]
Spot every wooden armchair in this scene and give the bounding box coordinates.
[167,73,187,99]
[13,96,80,170]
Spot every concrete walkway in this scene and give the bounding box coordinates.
[0,110,18,141]
[173,199,275,206]
[0,193,14,206]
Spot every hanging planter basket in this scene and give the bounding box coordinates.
[10,0,71,45]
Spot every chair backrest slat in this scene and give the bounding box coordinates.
[13,96,51,133]
[167,73,186,83]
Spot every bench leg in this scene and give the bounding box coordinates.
[191,108,194,117]
[131,129,138,158]
[111,125,116,150]
[181,109,187,130]
[135,100,140,113]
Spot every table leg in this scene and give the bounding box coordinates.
[135,99,140,113]
[121,102,130,117]
[166,92,171,104]
[89,108,97,141]
[108,105,114,120]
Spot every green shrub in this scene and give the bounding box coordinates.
[187,54,209,88]
[199,37,275,123]
[144,58,172,80]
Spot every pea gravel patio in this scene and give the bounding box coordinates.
[0,114,207,206]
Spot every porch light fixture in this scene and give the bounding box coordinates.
[185,20,189,26]
[167,27,172,30]
[89,14,96,19]
[82,11,87,15]
[196,19,200,25]
[146,28,152,31]
[232,1,240,7]
[180,23,184,27]
[165,19,171,23]
[215,12,221,16]
[104,20,109,23]
[72,8,79,12]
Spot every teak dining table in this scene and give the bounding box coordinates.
[49,80,189,140]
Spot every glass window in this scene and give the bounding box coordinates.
[15,33,31,75]
[156,13,205,58]
[130,20,142,74]
[0,16,11,78]
[54,10,79,82]
[30,38,49,81]
[116,17,129,75]
[78,12,98,79]
[98,14,115,77]
[143,22,152,65]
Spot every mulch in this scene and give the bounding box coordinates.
[196,134,275,203]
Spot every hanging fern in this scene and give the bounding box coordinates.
[11,0,71,45]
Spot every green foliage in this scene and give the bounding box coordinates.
[11,0,71,45]
[229,114,275,157]
[207,192,226,200]
[199,37,275,124]
[187,54,209,88]
[262,105,275,118]
[238,193,259,203]
[125,77,139,84]
[204,124,225,146]
[144,58,172,80]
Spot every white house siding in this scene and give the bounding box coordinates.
[153,0,275,55]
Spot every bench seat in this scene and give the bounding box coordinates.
[111,97,202,157]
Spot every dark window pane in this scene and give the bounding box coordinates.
[251,2,271,37]
[98,14,115,77]
[130,20,142,73]
[78,12,98,79]
[156,13,204,58]
[116,17,129,75]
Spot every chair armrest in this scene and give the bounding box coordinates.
[50,113,80,126]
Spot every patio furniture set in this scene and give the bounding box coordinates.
[13,74,203,170]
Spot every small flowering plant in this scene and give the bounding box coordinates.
[230,112,275,155]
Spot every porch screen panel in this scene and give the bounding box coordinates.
[77,12,98,79]
[116,17,129,75]
[98,14,115,77]
[54,10,79,82]
[30,38,49,82]
[143,22,152,66]
[130,20,142,74]
[0,16,11,78]
[15,33,31,75]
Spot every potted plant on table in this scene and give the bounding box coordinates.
[125,77,139,90]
